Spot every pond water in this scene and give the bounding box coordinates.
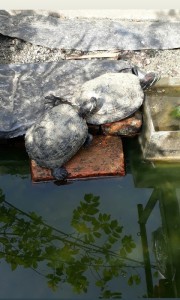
[0,138,180,299]
[146,86,180,131]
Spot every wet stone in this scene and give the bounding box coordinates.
[31,136,125,183]
[101,111,142,136]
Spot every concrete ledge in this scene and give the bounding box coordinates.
[139,78,180,161]
[55,10,180,21]
[6,10,180,21]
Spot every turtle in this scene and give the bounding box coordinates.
[25,96,97,180]
[71,66,160,125]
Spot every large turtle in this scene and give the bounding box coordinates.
[71,66,159,125]
[25,97,96,180]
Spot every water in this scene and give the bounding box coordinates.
[0,138,180,299]
[146,86,180,131]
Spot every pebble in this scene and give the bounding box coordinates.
[144,58,151,65]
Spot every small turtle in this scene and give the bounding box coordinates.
[72,66,160,125]
[25,97,97,180]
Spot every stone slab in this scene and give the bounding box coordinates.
[0,10,180,50]
[30,135,125,182]
[0,59,131,138]
[101,111,142,136]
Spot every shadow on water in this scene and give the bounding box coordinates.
[0,138,29,176]
[0,138,180,298]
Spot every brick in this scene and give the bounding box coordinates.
[31,135,125,183]
[101,111,142,136]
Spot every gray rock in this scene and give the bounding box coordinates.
[0,10,180,51]
[0,59,131,138]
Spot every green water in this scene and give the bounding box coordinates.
[146,86,180,131]
[0,138,180,299]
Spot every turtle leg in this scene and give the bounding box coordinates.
[83,133,93,148]
[119,65,145,77]
[44,94,65,110]
[118,67,133,73]
[132,65,146,78]
[51,166,69,180]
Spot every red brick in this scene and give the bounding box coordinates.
[101,111,142,136]
[31,135,125,182]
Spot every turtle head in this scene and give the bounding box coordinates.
[132,65,160,90]
[78,97,97,119]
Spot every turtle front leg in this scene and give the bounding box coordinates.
[51,166,69,180]
[44,94,64,110]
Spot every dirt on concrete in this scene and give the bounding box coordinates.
[0,33,180,78]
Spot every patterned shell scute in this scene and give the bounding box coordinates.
[25,104,88,169]
[74,73,144,125]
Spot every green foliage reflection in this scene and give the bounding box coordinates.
[0,190,143,298]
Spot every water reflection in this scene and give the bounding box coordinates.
[0,189,154,298]
[0,138,29,177]
[138,187,180,298]
[0,138,180,298]
[127,138,180,298]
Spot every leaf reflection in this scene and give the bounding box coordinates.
[0,189,147,298]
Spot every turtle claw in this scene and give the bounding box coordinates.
[84,133,93,148]
[52,166,69,181]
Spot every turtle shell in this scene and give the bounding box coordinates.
[25,104,88,169]
[74,73,144,125]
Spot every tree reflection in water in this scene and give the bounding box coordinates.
[0,189,151,298]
